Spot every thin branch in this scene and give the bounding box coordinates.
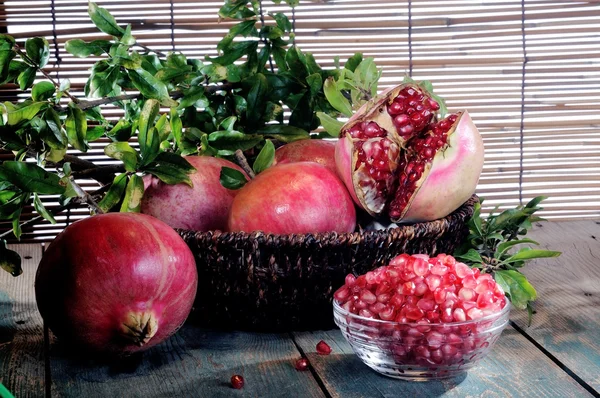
[71,164,126,179]
[258,0,275,73]
[53,82,235,112]
[69,177,104,214]
[14,45,79,103]
[135,42,168,58]
[234,149,255,179]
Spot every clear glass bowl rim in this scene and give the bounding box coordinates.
[333,297,511,327]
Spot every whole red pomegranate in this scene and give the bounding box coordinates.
[273,139,337,175]
[141,156,247,231]
[335,83,484,223]
[35,213,198,356]
[228,162,356,234]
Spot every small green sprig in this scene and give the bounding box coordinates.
[454,196,561,323]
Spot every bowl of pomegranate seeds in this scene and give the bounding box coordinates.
[333,253,510,381]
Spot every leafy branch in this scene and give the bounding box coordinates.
[454,196,562,323]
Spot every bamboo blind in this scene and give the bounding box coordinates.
[1,0,600,241]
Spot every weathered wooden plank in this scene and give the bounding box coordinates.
[512,220,600,392]
[0,244,45,398]
[293,326,593,397]
[48,326,326,397]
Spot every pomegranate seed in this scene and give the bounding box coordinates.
[359,309,375,318]
[379,305,396,321]
[413,257,429,276]
[230,375,245,389]
[333,286,350,302]
[458,288,476,301]
[292,357,309,373]
[316,340,332,355]
[345,274,356,286]
[359,289,377,304]
[428,98,440,110]
[455,263,474,279]
[393,114,410,127]
[417,298,436,311]
[354,299,368,310]
[453,308,466,322]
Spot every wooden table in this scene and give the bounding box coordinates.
[1,220,599,397]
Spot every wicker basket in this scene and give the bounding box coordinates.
[179,195,478,332]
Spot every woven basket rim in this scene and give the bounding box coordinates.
[178,194,478,243]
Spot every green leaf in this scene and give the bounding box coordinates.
[33,193,56,224]
[128,69,177,107]
[495,238,539,258]
[218,19,258,51]
[86,126,105,142]
[144,163,192,187]
[104,142,139,172]
[454,249,484,265]
[65,105,88,152]
[270,12,293,33]
[97,173,128,213]
[323,76,353,117]
[25,37,50,68]
[0,240,22,277]
[120,24,136,46]
[85,61,119,98]
[170,108,183,150]
[208,130,263,152]
[0,161,65,194]
[138,99,160,151]
[218,0,256,19]
[344,53,363,72]
[245,73,269,127]
[285,45,308,79]
[151,152,196,173]
[253,139,275,174]
[65,39,111,57]
[505,249,562,263]
[88,2,125,38]
[177,86,208,110]
[4,101,47,125]
[495,270,537,310]
[120,174,144,213]
[306,73,323,97]
[316,112,343,138]
[254,125,310,143]
[220,166,247,190]
[525,196,547,209]
[206,41,258,66]
[31,81,55,101]
[0,40,16,84]
[18,66,37,90]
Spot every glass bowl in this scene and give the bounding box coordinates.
[333,299,510,381]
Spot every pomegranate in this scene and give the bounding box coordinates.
[335,83,484,223]
[334,253,507,366]
[35,213,198,356]
[141,156,247,231]
[273,139,337,175]
[228,162,356,234]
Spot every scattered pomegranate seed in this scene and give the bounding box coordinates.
[316,340,332,355]
[295,357,309,371]
[230,374,244,389]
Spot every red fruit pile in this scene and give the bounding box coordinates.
[333,254,507,367]
[334,254,506,323]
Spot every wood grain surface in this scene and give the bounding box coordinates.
[292,328,594,398]
[0,244,45,397]
[512,220,600,391]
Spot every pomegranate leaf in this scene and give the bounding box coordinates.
[0,239,22,277]
[65,39,111,58]
[88,2,125,38]
[25,37,50,68]
[495,238,539,258]
[494,270,537,310]
[104,142,140,172]
[220,167,247,190]
[505,249,562,263]
[344,53,363,73]
[0,162,65,195]
[324,77,353,117]
[65,104,88,152]
[255,125,309,143]
[253,140,275,174]
[98,173,128,213]
[33,193,56,224]
[316,112,343,138]
[120,174,144,213]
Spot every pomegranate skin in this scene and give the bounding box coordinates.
[401,111,484,223]
[228,162,356,234]
[141,156,247,232]
[274,139,337,175]
[35,213,198,356]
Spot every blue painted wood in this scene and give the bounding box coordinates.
[0,244,45,398]
[293,327,593,397]
[512,220,600,392]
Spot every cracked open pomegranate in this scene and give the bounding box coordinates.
[335,83,484,223]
